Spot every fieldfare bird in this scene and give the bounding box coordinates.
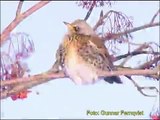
[51,19,122,85]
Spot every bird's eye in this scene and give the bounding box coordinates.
[74,26,80,32]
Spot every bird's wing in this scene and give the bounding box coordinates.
[52,35,70,71]
[89,35,110,56]
[87,35,122,83]
[87,35,115,70]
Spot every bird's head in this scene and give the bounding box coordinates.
[63,19,95,35]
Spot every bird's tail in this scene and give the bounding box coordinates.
[104,76,122,84]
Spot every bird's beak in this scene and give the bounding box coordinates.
[63,21,70,25]
[63,21,73,30]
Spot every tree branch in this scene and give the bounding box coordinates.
[16,1,24,17]
[1,68,158,100]
[115,51,160,61]
[138,56,160,69]
[93,10,113,31]
[150,9,160,23]
[99,69,158,77]
[128,77,159,97]
[0,1,50,46]
[84,1,95,21]
[101,22,160,41]
[1,71,65,99]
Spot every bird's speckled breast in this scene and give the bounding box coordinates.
[64,42,98,85]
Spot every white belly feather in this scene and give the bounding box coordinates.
[64,48,98,85]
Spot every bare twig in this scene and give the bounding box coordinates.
[129,77,159,97]
[0,1,50,46]
[133,42,151,51]
[93,10,133,33]
[84,1,95,21]
[101,22,160,41]
[115,42,158,66]
[16,1,24,17]
[115,51,160,61]
[93,10,113,31]
[150,9,160,23]
[139,56,160,69]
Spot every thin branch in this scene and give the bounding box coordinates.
[137,57,160,80]
[128,77,159,97]
[0,1,50,46]
[115,51,160,61]
[16,1,24,17]
[84,1,95,21]
[101,22,160,41]
[93,10,133,32]
[93,10,113,31]
[138,56,160,69]
[150,9,160,23]
[114,42,158,66]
